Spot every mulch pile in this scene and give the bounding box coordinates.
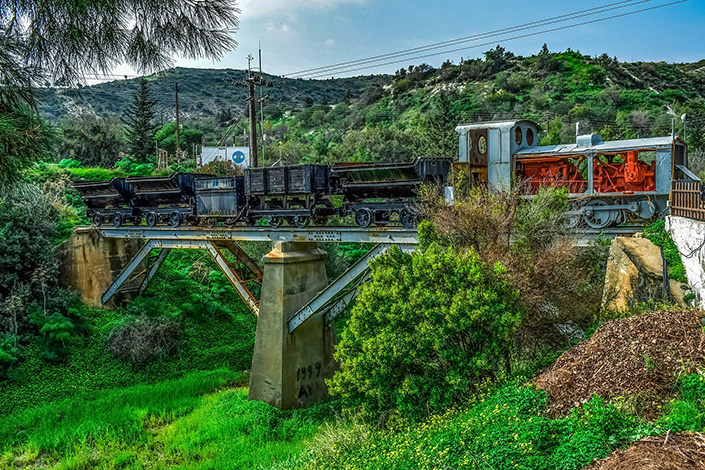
[588,432,705,470]
[533,310,705,418]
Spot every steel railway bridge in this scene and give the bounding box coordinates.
[93,224,638,408]
[98,225,638,334]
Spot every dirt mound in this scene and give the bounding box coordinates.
[588,432,705,470]
[534,310,705,418]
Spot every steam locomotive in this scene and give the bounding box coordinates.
[73,158,453,228]
[74,120,696,230]
[454,120,694,228]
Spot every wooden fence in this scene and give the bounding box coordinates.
[671,181,705,221]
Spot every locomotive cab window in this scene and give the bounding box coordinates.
[526,128,534,146]
[514,127,522,145]
[478,136,487,155]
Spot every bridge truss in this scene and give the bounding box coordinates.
[96,225,635,332]
[97,226,419,331]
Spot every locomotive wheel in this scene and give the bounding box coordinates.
[583,199,619,229]
[112,213,123,227]
[168,212,182,228]
[313,215,329,227]
[399,209,416,228]
[131,216,142,226]
[293,215,310,228]
[146,212,158,227]
[92,213,103,226]
[268,216,283,228]
[354,208,373,228]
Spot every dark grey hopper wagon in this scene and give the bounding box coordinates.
[244,165,338,227]
[127,173,207,227]
[331,157,453,228]
[72,178,136,226]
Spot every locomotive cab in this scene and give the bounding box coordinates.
[454,120,540,191]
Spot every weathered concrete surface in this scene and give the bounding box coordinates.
[667,216,705,308]
[602,236,692,311]
[248,242,337,409]
[57,228,143,308]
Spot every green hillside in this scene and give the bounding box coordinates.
[35,67,390,123]
[41,47,705,175]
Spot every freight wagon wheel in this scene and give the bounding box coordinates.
[399,209,417,228]
[583,199,619,229]
[112,213,123,227]
[354,208,373,228]
[313,216,329,227]
[146,212,158,227]
[92,213,103,226]
[293,215,310,228]
[168,212,182,228]
[268,216,283,228]
[224,218,237,227]
[205,218,217,228]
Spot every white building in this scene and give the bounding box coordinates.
[200,146,250,168]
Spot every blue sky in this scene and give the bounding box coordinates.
[112,0,704,79]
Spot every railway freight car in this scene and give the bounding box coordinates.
[331,157,453,228]
[73,178,135,226]
[128,173,205,227]
[244,164,339,227]
[454,120,696,228]
[194,176,246,226]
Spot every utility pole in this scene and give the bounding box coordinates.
[246,54,258,167]
[259,44,265,165]
[175,82,181,154]
[226,53,273,168]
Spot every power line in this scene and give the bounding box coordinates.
[285,0,647,78]
[296,0,689,80]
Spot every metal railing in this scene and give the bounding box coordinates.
[671,181,705,222]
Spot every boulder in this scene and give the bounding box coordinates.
[602,237,692,311]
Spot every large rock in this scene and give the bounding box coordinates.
[602,237,692,311]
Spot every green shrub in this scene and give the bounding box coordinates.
[329,224,522,419]
[57,158,81,168]
[0,335,20,380]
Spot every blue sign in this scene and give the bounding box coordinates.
[232,150,246,164]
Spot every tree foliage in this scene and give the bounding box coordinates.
[0,184,77,371]
[329,226,522,419]
[58,113,126,166]
[0,0,240,183]
[1,0,239,87]
[0,103,55,187]
[124,78,158,162]
[424,185,606,355]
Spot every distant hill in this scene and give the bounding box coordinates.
[38,49,705,171]
[35,67,392,123]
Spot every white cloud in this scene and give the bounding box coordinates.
[238,0,368,18]
[324,39,336,46]
[264,20,292,34]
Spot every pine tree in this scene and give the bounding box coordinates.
[123,78,158,162]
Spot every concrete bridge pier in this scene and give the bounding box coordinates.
[248,241,338,409]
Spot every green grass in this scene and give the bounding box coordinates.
[0,250,257,416]
[0,371,333,470]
